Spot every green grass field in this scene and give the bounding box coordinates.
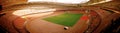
[43,13,83,27]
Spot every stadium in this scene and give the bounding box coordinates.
[0,0,120,33]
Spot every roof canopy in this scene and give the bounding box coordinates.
[28,0,90,4]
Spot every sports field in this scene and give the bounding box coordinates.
[43,13,83,27]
